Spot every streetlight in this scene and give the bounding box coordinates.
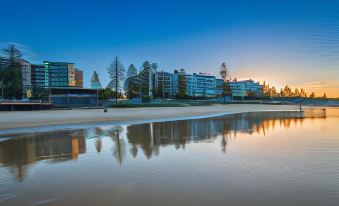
[299,94,302,112]
[0,80,3,100]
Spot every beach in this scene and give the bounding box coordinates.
[0,104,302,131]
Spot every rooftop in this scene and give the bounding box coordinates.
[43,61,75,65]
[48,87,98,91]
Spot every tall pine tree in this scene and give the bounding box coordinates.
[127,64,137,78]
[107,56,126,104]
[1,44,23,99]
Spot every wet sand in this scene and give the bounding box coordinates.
[0,104,301,131]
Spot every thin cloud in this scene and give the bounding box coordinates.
[0,42,38,60]
[300,80,339,89]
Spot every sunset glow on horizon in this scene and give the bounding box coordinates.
[0,0,338,97]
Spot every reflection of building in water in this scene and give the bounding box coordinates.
[126,118,225,159]
[0,109,327,179]
[126,111,324,159]
[127,124,154,159]
[0,130,86,181]
[33,130,86,162]
[219,111,308,137]
[90,126,127,165]
[95,137,102,153]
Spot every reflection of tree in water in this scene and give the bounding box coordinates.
[0,138,35,181]
[0,130,86,181]
[107,126,126,165]
[126,124,153,159]
[221,132,229,154]
[0,110,326,181]
[127,119,227,159]
[130,144,138,158]
[94,127,104,153]
[126,111,323,159]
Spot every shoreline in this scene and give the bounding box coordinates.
[0,104,312,135]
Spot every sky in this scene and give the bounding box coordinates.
[0,0,338,97]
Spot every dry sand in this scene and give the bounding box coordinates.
[0,104,301,132]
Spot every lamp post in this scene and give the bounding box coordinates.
[0,80,3,100]
[299,94,302,112]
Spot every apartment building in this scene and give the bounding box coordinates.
[228,79,263,99]
[178,71,224,97]
[29,61,83,88]
[155,71,179,98]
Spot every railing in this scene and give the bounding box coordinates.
[0,99,40,103]
[0,100,52,104]
[99,97,339,107]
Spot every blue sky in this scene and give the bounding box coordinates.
[1,0,338,96]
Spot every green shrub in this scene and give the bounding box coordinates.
[142,95,151,103]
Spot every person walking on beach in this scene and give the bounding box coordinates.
[104,106,107,113]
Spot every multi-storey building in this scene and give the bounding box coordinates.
[125,68,224,99]
[44,61,75,87]
[216,79,224,95]
[178,74,197,97]
[31,64,48,87]
[30,61,82,89]
[228,79,263,99]
[155,71,179,98]
[196,73,218,96]
[177,70,224,97]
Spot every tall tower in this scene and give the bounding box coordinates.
[91,71,102,89]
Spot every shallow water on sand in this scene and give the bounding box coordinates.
[0,108,339,206]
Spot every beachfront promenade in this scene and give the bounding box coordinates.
[0,104,301,131]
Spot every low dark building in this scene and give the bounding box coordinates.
[48,87,98,108]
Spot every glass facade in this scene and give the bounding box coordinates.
[45,62,71,87]
[178,72,223,97]
[229,80,263,98]
[30,61,80,89]
[31,64,48,87]
[155,72,179,98]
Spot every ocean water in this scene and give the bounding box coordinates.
[0,109,338,206]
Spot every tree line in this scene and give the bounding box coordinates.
[105,59,235,102]
[105,56,159,102]
[262,83,326,99]
[0,44,329,101]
